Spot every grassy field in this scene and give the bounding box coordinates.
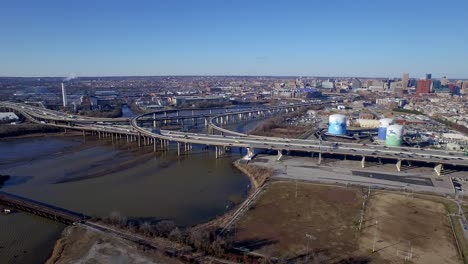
[233,182,365,262]
[233,182,464,263]
[360,192,461,264]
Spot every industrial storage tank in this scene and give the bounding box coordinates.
[328,114,347,135]
[378,118,394,140]
[385,124,404,147]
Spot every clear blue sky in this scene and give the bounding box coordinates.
[1,0,467,78]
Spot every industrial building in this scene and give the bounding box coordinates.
[171,96,225,106]
[0,112,19,124]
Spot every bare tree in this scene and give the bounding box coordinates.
[210,236,225,256]
[108,211,123,226]
[154,220,176,237]
[139,221,152,236]
[168,227,183,243]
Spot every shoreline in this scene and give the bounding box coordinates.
[0,131,82,140]
[44,158,267,263]
[191,158,271,231]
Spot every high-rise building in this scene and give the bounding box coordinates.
[441,76,449,86]
[402,73,409,88]
[425,73,432,80]
[416,80,432,96]
[351,78,362,89]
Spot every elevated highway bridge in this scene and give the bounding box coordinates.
[1,101,467,176]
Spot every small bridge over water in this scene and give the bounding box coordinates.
[0,191,88,225]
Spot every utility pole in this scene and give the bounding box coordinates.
[372,220,378,252]
[295,179,298,198]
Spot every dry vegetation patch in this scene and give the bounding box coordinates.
[234,182,364,261]
[235,162,274,188]
[360,192,461,264]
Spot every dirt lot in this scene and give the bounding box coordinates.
[233,181,365,261]
[46,225,182,264]
[234,182,463,263]
[360,192,461,264]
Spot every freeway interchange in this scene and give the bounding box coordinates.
[1,101,468,174]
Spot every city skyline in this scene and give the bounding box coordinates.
[1,0,468,78]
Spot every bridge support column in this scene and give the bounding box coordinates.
[153,113,157,128]
[361,156,365,168]
[344,154,346,161]
[215,146,219,159]
[378,158,382,164]
[318,152,322,165]
[126,134,129,143]
[244,147,255,160]
[82,130,85,138]
[177,142,181,156]
[138,132,141,148]
[434,164,443,176]
[396,159,402,172]
[277,150,283,161]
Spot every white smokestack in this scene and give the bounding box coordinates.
[61,82,68,107]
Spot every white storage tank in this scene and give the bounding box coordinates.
[385,124,404,147]
[328,114,347,135]
[378,118,394,140]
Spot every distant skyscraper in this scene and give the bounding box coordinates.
[416,79,432,96]
[425,73,432,80]
[441,76,449,86]
[402,73,409,88]
[351,78,362,89]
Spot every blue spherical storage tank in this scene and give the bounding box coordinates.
[328,114,347,135]
[377,118,393,140]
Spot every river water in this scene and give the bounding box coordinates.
[0,105,262,264]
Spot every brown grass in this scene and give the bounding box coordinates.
[235,163,274,188]
[234,182,364,261]
[359,192,461,264]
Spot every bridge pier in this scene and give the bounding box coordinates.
[138,132,141,148]
[318,152,322,164]
[277,150,284,161]
[396,159,402,172]
[177,142,181,156]
[434,164,443,176]
[244,147,255,160]
[361,156,366,168]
